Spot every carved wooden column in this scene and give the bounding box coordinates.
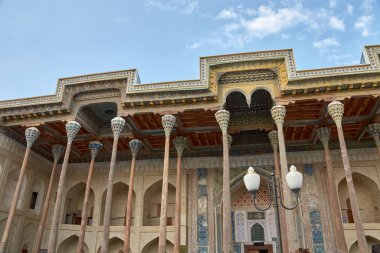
[268,130,289,253]
[32,145,64,253]
[368,123,380,158]
[173,136,188,253]
[158,115,176,253]
[328,101,368,253]
[317,127,347,253]
[101,116,125,253]
[270,105,296,251]
[48,121,81,253]
[215,110,232,253]
[0,127,40,253]
[124,139,142,253]
[77,141,102,253]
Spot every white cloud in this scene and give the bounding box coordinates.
[187,42,201,49]
[329,16,345,31]
[361,0,375,13]
[354,15,373,36]
[346,4,353,15]
[216,8,238,20]
[144,0,199,14]
[313,38,339,50]
[329,0,337,8]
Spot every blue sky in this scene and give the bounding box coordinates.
[0,0,379,100]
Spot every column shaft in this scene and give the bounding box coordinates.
[48,143,73,252]
[222,133,232,253]
[101,137,119,253]
[174,155,182,253]
[32,159,58,253]
[77,157,95,253]
[158,136,170,253]
[273,148,289,253]
[373,135,380,158]
[124,157,136,253]
[0,147,31,253]
[336,125,368,252]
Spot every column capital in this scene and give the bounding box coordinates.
[162,115,176,138]
[227,134,233,150]
[25,127,40,148]
[89,141,103,159]
[327,101,344,126]
[52,145,65,162]
[173,136,189,157]
[215,110,230,134]
[368,123,380,137]
[270,105,286,127]
[111,117,125,139]
[129,139,143,159]
[268,130,278,150]
[65,121,81,143]
[317,127,331,144]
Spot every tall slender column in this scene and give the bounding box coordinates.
[368,123,380,157]
[317,127,348,253]
[215,110,232,253]
[102,117,125,253]
[327,101,368,253]
[173,136,188,253]
[32,145,64,253]
[268,131,289,253]
[48,121,81,253]
[124,139,142,253]
[77,141,102,253]
[158,114,176,253]
[270,105,296,251]
[0,127,40,253]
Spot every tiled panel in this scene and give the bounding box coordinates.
[197,168,209,251]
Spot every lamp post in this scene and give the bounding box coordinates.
[243,166,303,253]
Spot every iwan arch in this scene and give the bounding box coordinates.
[0,45,379,253]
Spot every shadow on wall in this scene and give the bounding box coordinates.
[57,235,89,253]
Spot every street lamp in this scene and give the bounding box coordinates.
[243,165,303,253]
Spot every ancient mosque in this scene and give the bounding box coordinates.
[0,46,380,253]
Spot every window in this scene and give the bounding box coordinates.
[29,192,38,209]
[251,223,265,242]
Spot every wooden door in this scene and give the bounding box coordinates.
[244,245,273,253]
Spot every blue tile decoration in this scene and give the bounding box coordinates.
[231,211,235,242]
[304,164,314,176]
[197,168,208,251]
[233,242,241,253]
[309,210,325,252]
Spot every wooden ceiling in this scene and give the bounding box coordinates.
[4,95,379,163]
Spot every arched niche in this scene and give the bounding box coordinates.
[0,169,28,209]
[141,237,174,253]
[142,180,176,226]
[20,223,36,252]
[224,91,249,113]
[62,182,95,225]
[97,237,126,253]
[338,172,380,223]
[250,89,274,110]
[349,236,380,253]
[57,235,89,253]
[100,182,135,226]
[0,218,16,252]
[28,177,45,214]
[250,223,265,242]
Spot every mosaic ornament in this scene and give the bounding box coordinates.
[215,110,230,133]
[52,145,65,162]
[129,139,142,159]
[111,116,125,138]
[89,141,103,158]
[65,121,81,143]
[25,127,40,147]
[161,114,176,138]
[327,101,344,126]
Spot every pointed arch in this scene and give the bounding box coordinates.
[62,182,95,225]
[0,168,28,209]
[224,91,249,113]
[141,237,174,253]
[349,235,380,253]
[250,223,265,242]
[0,218,17,253]
[57,235,89,253]
[20,222,37,252]
[142,179,176,226]
[100,182,135,226]
[97,237,126,253]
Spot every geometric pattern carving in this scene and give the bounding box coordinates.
[250,223,265,242]
[219,69,277,85]
[233,188,270,207]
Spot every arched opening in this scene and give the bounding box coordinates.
[141,237,174,253]
[97,237,126,253]
[62,182,95,225]
[100,182,135,226]
[57,235,89,253]
[0,218,16,252]
[224,91,249,113]
[338,173,380,223]
[250,223,265,242]
[142,180,176,226]
[250,89,273,110]
[20,223,36,252]
[28,178,45,214]
[349,236,380,253]
[0,169,28,209]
